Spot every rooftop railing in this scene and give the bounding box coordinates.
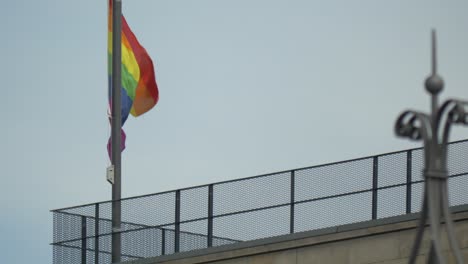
[51,139,468,264]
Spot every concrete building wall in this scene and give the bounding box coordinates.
[123,206,468,264]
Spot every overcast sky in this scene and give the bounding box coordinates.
[1,0,467,263]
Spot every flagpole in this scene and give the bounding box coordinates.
[111,0,122,262]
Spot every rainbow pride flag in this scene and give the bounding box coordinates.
[107,0,159,158]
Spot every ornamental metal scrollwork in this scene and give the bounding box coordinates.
[394,30,468,264]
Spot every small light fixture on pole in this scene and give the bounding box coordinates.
[395,30,468,264]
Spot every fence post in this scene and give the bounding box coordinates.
[406,150,412,214]
[95,204,99,264]
[290,170,295,234]
[161,228,166,256]
[207,184,214,247]
[372,156,378,220]
[175,190,181,253]
[81,216,87,264]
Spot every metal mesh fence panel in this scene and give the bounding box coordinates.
[120,192,175,227]
[53,245,81,264]
[87,218,96,242]
[412,148,425,182]
[180,187,208,222]
[98,202,112,236]
[448,141,468,176]
[377,186,407,218]
[56,240,83,264]
[98,233,112,259]
[53,212,83,244]
[295,192,372,232]
[411,182,424,213]
[447,142,468,207]
[449,175,468,206]
[179,220,208,252]
[85,238,95,264]
[378,152,407,188]
[121,227,162,259]
[51,140,468,264]
[212,235,238,247]
[86,250,95,264]
[61,204,96,219]
[213,205,290,241]
[163,226,176,255]
[213,172,290,216]
[295,158,373,202]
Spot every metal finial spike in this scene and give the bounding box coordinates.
[432,29,437,75]
[425,29,444,95]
